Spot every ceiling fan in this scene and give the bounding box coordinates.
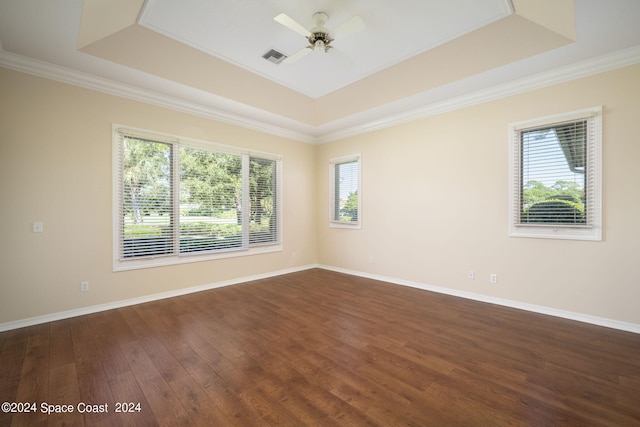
[274,11,365,64]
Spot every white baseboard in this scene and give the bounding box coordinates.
[0,264,318,332]
[317,265,640,334]
[3,263,638,334]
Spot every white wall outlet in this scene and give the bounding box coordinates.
[468,270,475,280]
[490,274,497,283]
[368,256,374,264]
[80,281,89,292]
[33,222,43,233]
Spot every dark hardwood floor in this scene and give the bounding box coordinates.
[1,268,639,426]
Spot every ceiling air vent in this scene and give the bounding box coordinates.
[262,49,287,64]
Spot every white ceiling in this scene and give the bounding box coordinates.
[138,0,512,98]
[1,0,640,143]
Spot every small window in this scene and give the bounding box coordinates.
[329,154,361,228]
[113,125,282,270]
[509,107,602,240]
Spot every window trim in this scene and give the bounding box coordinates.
[112,124,282,271]
[329,153,362,229]
[508,107,602,241]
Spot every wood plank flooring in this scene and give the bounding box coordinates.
[1,268,639,426]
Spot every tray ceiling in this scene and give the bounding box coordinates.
[1,0,640,142]
[137,0,513,98]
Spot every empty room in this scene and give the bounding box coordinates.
[1,0,640,425]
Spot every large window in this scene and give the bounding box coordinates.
[509,107,602,240]
[113,126,281,270]
[329,154,361,228]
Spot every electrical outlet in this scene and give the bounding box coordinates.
[80,281,89,292]
[468,270,475,280]
[490,274,497,283]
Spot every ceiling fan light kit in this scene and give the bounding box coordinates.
[308,32,333,53]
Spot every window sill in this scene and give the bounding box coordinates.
[113,243,282,272]
[509,225,601,241]
[329,221,361,229]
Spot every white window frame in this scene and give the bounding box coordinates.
[329,154,362,229]
[508,107,602,241]
[112,124,282,271]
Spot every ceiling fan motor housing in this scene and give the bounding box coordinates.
[307,12,333,52]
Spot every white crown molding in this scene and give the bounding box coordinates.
[2,45,640,144]
[318,265,640,334]
[316,45,640,143]
[0,49,317,144]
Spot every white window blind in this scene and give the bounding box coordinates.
[329,154,361,228]
[120,137,174,258]
[179,147,244,253]
[509,107,602,240]
[249,157,279,245]
[113,126,281,270]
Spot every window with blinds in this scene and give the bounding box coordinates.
[508,107,602,240]
[329,154,361,228]
[113,126,281,270]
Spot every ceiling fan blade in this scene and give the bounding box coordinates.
[274,13,310,37]
[283,47,312,64]
[332,16,365,39]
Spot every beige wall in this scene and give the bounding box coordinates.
[316,64,640,325]
[2,63,639,328]
[0,68,317,325]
